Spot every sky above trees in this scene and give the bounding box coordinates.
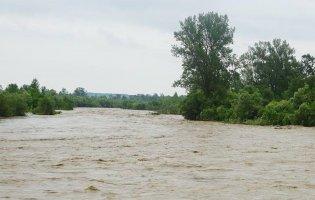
[1,0,315,95]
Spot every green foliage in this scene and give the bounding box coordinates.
[0,93,10,116]
[292,84,315,108]
[55,96,74,110]
[0,79,77,117]
[295,102,315,126]
[69,92,183,115]
[262,100,295,125]
[98,97,112,108]
[73,87,87,97]
[173,12,314,126]
[172,12,234,98]
[33,96,55,115]
[200,106,231,121]
[199,107,216,121]
[240,39,299,98]
[181,90,206,120]
[0,92,28,117]
[301,54,315,77]
[5,84,19,93]
[233,88,263,121]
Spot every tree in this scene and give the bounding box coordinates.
[5,84,19,93]
[262,100,295,125]
[0,93,28,117]
[172,12,235,101]
[240,39,299,97]
[73,87,87,96]
[233,88,263,121]
[301,54,315,77]
[181,90,207,120]
[30,79,40,92]
[33,96,55,115]
[29,79,41,109]
[59,88,69,95]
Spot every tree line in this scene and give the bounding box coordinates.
[1,12,314,126]
[0,80,183,117]
[173,12,314,126]
[0,79,74,117]
[71,87,183,114]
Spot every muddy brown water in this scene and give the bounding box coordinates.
[0,108,314,199]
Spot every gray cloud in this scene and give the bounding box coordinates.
[0,0,315,94]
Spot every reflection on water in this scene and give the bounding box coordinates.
[0,108,314,199]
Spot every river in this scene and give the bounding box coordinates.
[0,108,314,199]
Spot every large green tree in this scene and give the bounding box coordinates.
[301,54,315,77]
[172,12,235,102]
[240,39,300,97]
[73,87,87,97]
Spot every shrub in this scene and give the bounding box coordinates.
[200,107,216,121]
[98,97,112,108]
[295,102,315,126]
[0,94,10,117]
[0,93,28,117]
[234,90,263,121]
[200,106,231,121]
[262,100,295,125]
[33,96,56,115]
[10,94,28,116]
[216,106,232,121]
[181,90,207,120]
[292,84,315,108]
[134,102,146,110]
[59,96,74,110]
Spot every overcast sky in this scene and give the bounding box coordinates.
[1,0,315,95]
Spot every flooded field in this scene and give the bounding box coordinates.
[0,108,314,199]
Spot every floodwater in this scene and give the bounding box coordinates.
[0,108,314,200]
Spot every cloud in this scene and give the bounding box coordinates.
[0,0,314,94]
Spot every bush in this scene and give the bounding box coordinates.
[73,96,100,107]
[199,107,216,121]
[292,84,315,108]
[58,96,74,110]
[0,93,10,117]
[216,106,232,121]
[98,97,112,108]
[181,90,207,120]
[234,90,263,121]
[10,94,28,116]
[262,100,295,125]
[295,102,315,126]
[0,93,28,117]
[200,106,231,121]
[133,102,146,110]
[33,96,56,115]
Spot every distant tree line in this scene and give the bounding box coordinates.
[173,12,315,126]
[71,87,183,114]
[0,79,74,117]
[0,79,183,117]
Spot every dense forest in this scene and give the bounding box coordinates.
[173,12,314,126]
[0,12,314,126]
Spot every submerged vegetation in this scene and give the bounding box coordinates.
[173,12,315,126]
[0,12,314,126]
